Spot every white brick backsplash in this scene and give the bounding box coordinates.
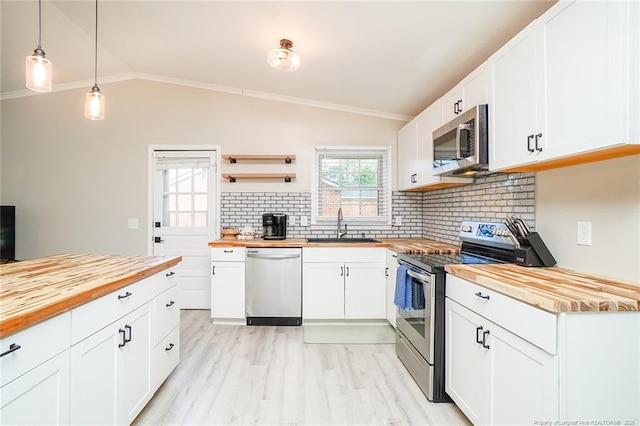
[219,172,535,243]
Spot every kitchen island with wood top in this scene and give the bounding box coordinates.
[0,253,182,425]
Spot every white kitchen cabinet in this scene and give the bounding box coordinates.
[445,298,556,425]
[441,62,488,123]
[446,273,640,424]
[489,0,639,172]
[397,103,471,191]
[70,302,152,425]
[151,285,180,390]
[302,248,386,320]
[385,250,398,328]
[0,349,70,425]
[211,247,246,321]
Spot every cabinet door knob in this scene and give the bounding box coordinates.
[118,329,127,348]
[475,292,490,300]
[475,326,483,344]
[117,291,132,300]
[527,135,535,153]
[482,330,491,349]
[0,343,21,358]
[534,133,543,152]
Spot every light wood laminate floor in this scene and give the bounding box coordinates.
[135,310,471,425]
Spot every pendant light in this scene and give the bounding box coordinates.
[84,0,105,120]
[25,0,52,92]
[267,39,300,72]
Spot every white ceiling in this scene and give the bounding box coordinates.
[1,1,555,119]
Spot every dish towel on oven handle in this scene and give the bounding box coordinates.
[394,265,412,310]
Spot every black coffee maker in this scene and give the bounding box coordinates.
[262,213,287,240]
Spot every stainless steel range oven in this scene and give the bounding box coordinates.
[396,221,516,402]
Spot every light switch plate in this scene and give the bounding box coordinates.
[300,216,308,226]
[128,218,139,230]
[395,216,402,226]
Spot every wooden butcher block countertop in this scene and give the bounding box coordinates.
[209,237,460,255]
[445,264,640,313]
[0,253,181,337]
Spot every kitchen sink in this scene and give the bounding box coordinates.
[305,237,381,243]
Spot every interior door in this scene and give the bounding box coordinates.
[152,149,218,309]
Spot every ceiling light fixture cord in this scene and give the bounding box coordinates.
[93,0,98,88]
[37,0,42,50]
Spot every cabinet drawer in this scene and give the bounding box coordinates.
[71,276,156,344]
[154,266,179,295]
[446,274,557,354]
[303,247,385,263]
[0,312,70,386]
[211,247,245,262]
[154,285,180,344]
[152,325,179,390]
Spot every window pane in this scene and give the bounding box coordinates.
[177,212,192,227]
[194,212,207,227]
[194,194,207,211]
[177,169,192,192]
[160,165,209,228]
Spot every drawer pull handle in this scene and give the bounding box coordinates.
[118,291,132,300]
[166,300,175,307]
[166,271,175,277]
[0,343,21,358]
[385,267,389,277]
[475,326,483,344]
[223,250,234,253]
[475,292,490,300]
[124,325,132,343]
[482,330,491,349]
[119,329,127,348]
[165,343,175,351]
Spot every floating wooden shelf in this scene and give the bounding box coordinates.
[222,173,296,183]
[222,154,296,164]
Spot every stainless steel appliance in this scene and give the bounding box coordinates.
[432,104,488,176]
[262,213,287,240]
[245,247,301,326]
[396,221,515,402]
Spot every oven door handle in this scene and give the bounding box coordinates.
[405,269,431,283]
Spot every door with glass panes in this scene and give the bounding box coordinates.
[151,149,219,308]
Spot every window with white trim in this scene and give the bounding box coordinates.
[312,146,391,226]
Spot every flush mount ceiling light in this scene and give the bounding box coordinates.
[25,0,52,92]
[267,39,300,72]
[84,0,105,120]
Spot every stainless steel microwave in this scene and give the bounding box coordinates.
[432,104,488,176]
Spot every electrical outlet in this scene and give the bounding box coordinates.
[577,221,592,246]
[395,216,402,226]
[289,216,296,226]
[300,216,308,226]
[127,218,139,230]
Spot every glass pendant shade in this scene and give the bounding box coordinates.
[84,86,105,120]
[26,49,52,92]
[267,39,300,72]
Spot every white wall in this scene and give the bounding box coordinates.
[536,155,640,282]
[0,79,402,260]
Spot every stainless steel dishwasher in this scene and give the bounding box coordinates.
[245,247,302,326]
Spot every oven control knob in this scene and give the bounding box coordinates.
[461,225,472,233]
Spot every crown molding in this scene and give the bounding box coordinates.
[1,72,412,122]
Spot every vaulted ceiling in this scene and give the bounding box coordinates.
[1,1,555,119]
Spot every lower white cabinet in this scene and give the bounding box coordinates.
[445,298,556,425]
[385,250,398,328]
[446,274,640,425]
[302,248,386,320]
[0,349,71,425]
[70,302,153,425]
[211,247,246,321]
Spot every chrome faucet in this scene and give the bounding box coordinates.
[337,207,348,238]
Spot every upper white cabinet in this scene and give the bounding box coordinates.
[489,0,640,172]
[397,103,472,191]
[441,62,489,123]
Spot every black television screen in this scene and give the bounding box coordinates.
[1,206,16,260]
